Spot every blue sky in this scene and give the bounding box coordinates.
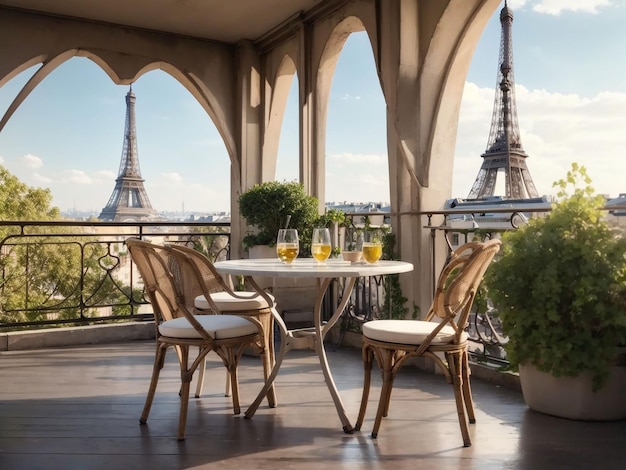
[1,0,625,214]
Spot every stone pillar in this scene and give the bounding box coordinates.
[231,40,263,260]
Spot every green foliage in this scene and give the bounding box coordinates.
[316,208,347,227]
[238,181,319,250]
[0,165,59,220]
[485,163,626,390]
[0,166,133,326]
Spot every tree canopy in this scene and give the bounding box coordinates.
[0,165,134,327]
[0,165,60,220]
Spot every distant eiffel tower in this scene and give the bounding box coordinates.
[467,1,538,200]
[99,87,159,221]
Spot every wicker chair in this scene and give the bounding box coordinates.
[126,239,272,440]
[168,243,276,405]
[355,239,501,447]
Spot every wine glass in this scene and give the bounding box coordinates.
[362,230,382,264]
[311,227,332,263]
[276,229,299,264]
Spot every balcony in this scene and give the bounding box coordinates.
[1,218,626,467]
[1,338,625,468]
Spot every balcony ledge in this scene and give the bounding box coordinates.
[0,321,156,351]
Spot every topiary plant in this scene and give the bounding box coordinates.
[238,181,320,250]
[485,163,626,390]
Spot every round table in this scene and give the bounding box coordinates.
[214,257,414,432]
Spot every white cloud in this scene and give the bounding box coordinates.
[161,171,184,183]
[530,0,612,15]
[327,152,386,167]
[94,170,116,180]
[341,93,361,101]
[63,169,93,184]
[508,0,529,9]
[33,173,52,184]
[22,154,43,168]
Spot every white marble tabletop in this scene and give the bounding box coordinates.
[214,258,414,278]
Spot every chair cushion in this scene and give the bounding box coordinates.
[159,314,258,339]
[362,320,468,345]
[194,291,274,312]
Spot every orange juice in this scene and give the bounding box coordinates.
[362,243,382,264]
[311,243,332,262]
[276,243,298,263]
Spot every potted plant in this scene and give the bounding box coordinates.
[485,163,626,420]
[238,181,320,330]
[238,180,319,255]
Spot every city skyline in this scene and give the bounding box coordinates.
[1,0,625,214]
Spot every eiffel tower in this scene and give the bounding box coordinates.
[99,87,159,221]
[467,1,538,200]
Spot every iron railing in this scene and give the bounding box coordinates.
[0,220,230,330]
[4,206,623,367]
[421,203,626,367]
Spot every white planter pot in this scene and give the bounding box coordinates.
[519,362,626,421]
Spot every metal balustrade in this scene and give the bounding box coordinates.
[0,220,230,329]
[3,204,624,369]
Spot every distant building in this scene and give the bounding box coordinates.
[443,196,551,249]
[326,201,390,226]
[606,193,626,227]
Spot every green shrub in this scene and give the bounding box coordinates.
[485,163,626,390]
[238,181,319,250]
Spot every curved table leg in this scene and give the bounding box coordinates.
[315,277,357,433]
[243,276,287,419]
[244,305,290,419]
[243,274,358,434]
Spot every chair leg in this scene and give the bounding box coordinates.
[382,374,396,418]
[195,348,206,398]
[447,351,472,447]
[229,366,240,415]
[376,351,396,418]
[140,342,167,425]
[372,376,392,438]
[177,345,193,441]
[258,342,275,407]
[355,345,374,431]
[371,348,395,438]
[219,346,241,415]
[224,370,232,397]
[461,350,476,424]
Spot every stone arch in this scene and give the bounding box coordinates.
[0,50,79,133]
[313,15,372,202]
[0,48,238,177]
[262,54,297,182]
[417,0,500,192]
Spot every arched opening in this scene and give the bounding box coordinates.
[275,73,299,183]
[0,57,231,217]
[322,26,389,209]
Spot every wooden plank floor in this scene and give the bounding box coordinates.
[1,341,626,469]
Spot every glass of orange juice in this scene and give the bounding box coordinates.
[276,229,299,264]
[311,227,332,263]
[362,230,382,264]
